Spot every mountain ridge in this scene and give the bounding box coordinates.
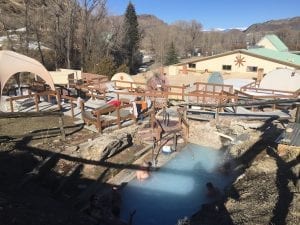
[244,16,300,33]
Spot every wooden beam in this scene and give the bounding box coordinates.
[0,111,63,119]
[180,98,300,108]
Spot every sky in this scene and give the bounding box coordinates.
[107,0,300,30]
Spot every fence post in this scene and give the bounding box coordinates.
[35,94,39,112]
[56,90,62,111]
[295,103,300,123]
[9,98,14,112]
[58,115,66,141]
[117,107,121,129]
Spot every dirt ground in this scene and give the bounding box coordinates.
[0,115,146,225]
[1,72,299,225]
[188,117,300,225]
[1,111,299,225]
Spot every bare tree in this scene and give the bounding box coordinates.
[79,0,107,71]
[65,0,79,68]
[170,20,202,57]
[24,0,31,53]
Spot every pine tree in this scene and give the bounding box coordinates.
[122,2,141,74]
[165,41,179,66]
[95,56,117,78]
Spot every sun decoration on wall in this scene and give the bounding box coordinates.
[234,54,246,67]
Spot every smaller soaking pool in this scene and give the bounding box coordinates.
[120,143,233,225]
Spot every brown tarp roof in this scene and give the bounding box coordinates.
[0,50,55,96]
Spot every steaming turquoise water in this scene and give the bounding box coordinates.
[120,143,233,225]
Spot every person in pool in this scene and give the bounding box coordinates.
[102,206,136,225]
[218,162,231,176]
[136,161,152,180]
[206,182,220,198]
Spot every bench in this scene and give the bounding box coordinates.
[81,100,136,133]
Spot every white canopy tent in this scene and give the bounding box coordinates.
[0,50,55,97]
[111,72,136,88]
[259,68,300,92]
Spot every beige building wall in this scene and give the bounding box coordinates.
[256,38,277,51]
[167,65,178,75]
[49,69,82,85]
[177,52,294,75]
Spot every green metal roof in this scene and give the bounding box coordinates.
[264,35,289,52]
[247,48,300,66]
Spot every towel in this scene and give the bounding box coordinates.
[131,101,138,118]
[141,101,147,111]
[146,97,152,108]
[77,97,83,109]
[108,99,121,107]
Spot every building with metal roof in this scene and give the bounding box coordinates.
[169,35,300,76]
[256,34,289,52]
[247,48,300,65]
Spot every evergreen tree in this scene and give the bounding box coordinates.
[122,2,141,74]
[165,41,179,65]
[95,56,117,79]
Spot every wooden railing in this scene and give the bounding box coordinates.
[240,80,260,90]
[185,91,234,106]
[113,80,189,100]
[240,86,297,96]
[193,82,234,94]
[5,90,61,113]
[81,73,109,84]
[235,88,300,111]
[177,107,189,142]
[165,84,190,100]
[113,80,147,91]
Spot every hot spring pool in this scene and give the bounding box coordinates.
[120,143,233,225]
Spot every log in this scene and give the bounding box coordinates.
[0,111,63,119]
[100,134,133,161]
[181,98,300,108]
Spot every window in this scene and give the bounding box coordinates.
[247,66,258,72]
[222,65,232,71]
[188,63,196,68]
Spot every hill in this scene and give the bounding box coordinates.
[1,0,300,68]
[245,17,300,33]
[0,0,48,30]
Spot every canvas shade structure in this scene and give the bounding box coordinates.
[259,68,300,92]
[0,50,55,97]
[207,71,224,84]
[206,71,224,92]
[111,72,136,88]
